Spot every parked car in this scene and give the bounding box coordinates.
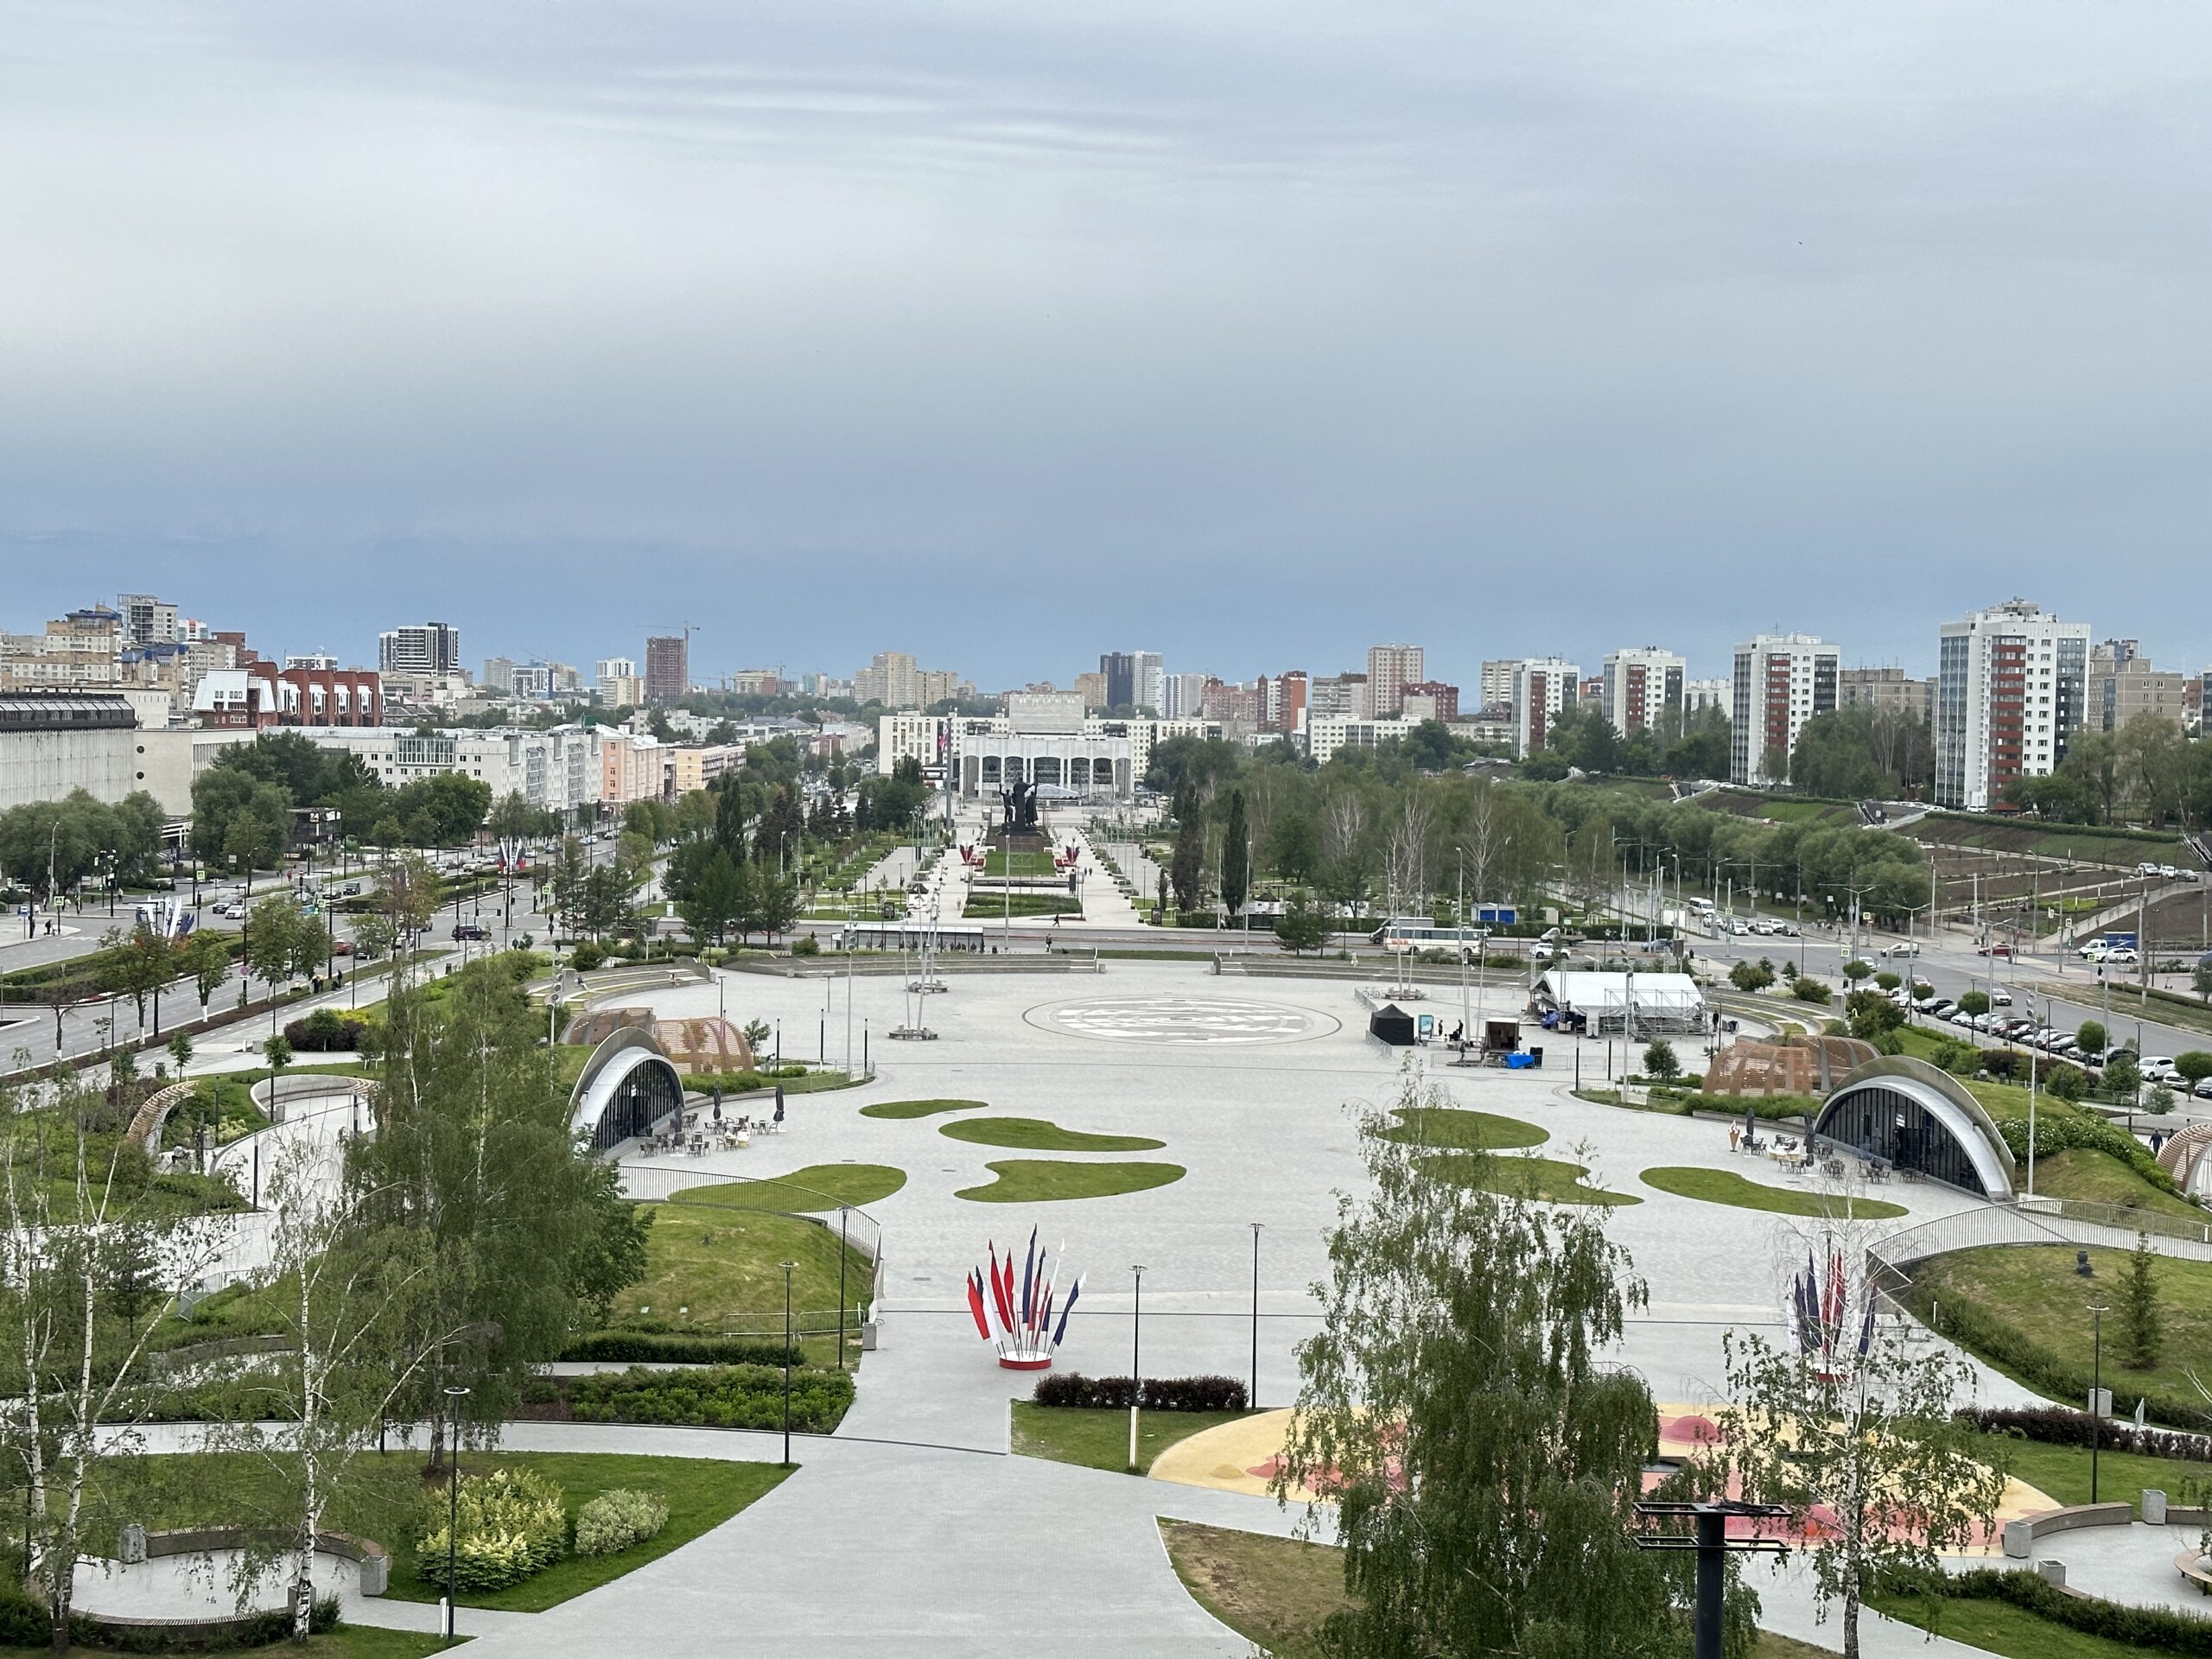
[1928,999,1956,1018]
[2142,1057,2178,1084]
[2196,1077,2212,1100]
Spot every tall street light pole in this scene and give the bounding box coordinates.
[781,1261,798,1466]
[1128,1265,1147,1473]
[442,1384,470,1644]
[2088,1303,2108,1504]
[1249,1224,1263,1409]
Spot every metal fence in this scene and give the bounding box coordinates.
[1867,1198,2212,1302]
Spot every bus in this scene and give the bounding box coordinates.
[1370,913,1517,955]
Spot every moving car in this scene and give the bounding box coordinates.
[1879,941,1920,957]
[452,922,491,941]
[1977,943,2013,957]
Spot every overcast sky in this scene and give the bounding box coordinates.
[3,2,2208,690]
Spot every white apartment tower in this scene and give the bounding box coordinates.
[379,621,462,677]
[1935,600,2090,811]
[1730,633,1840,785]
[1599,647,1686,737]
[1363,644,1424,719]
[1511,658,1580,758]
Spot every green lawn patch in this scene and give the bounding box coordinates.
[1376,1107,1547,1152]
[1963,1430,2211,1510]
[860,1097,988,1119]
[1907,1245,2212,1419]
[2025,1147,2206,1220]
[962,893,1081,918]
[939,1116,1164,1153]
[664,1161,905,1211]
[1638,1166,1906,1219]
[1012,1403,1253,1474]
[379,1450,789,1612]
[955,1160,1186,1203]
[1425,1150,1638,1207]
[1868,1590,2145,1659]
[615,1204,874,1327]
[1159,1519,1346,1659]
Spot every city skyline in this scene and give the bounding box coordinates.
[0,567,2195,700]
[5,4,2209,689]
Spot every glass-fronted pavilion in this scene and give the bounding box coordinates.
[1809,1057,2017,1199]
[569,1027,686,1153]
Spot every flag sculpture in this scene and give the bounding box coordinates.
[1790,1245,1874,1383]
[967,1229,1081,1370]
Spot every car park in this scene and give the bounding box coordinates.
[2142,1057,2178,1083]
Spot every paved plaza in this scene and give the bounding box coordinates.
[289,957,2042,1656]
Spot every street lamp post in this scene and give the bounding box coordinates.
[1249,1224,1263,1409]
[780,1261,798,1465]
[1128,1264,1147,1472]
[2088,1304,2108,1504]
[442,1384,470,1643]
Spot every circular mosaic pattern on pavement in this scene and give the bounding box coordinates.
[1028,995,1336,1046]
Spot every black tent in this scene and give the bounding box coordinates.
[1369,1002,1417,1046]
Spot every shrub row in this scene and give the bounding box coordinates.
[283,1008,372,1052]
[521,1363,855,1434]
[1880,1563,2212,1653]
[1959,1403,2212,1464]
[416,1465,567,1592]
[0,1589,339,1651]
[574,1488,668,1558]
[1906,1278,2212,1434]
[556,1332,799,1366]
[1984,1107,2183,1194]
[1033,1373,1249,1412]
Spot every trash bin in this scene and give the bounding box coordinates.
[1529,1046,1544,1068]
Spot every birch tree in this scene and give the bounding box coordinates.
[0,1071,224,1649]
[1706,1219,2005,1659]
[202,1137,442,1643]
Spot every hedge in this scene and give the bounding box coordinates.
[1033,1373,1248,1412]
[1880,1563,2212,1653]
[283,1008,371,1052]
[556,1332,798,1366]
[1905,1278,2212,1434]
[1959,1403,2212,1464]
[0,1588,340,1651]
[521,1363,855,1433]
[1983,1106,2183,1194]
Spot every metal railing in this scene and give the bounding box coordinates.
[1867,1198,2212,1292]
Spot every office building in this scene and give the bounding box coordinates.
[1599,648,1685,737]
[1131,652,1165,715]
[379,622,462,677]
[1363,644,1424,718]
[645,635,690,704]
[1098,653,1136,710]
[1511,658,1579,758]
[1934,600,2089,811]
[1730,633,1840,786]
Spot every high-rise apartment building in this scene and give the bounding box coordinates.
[1273,671,1308,734]
[1400,682,1459,722]
[1363,644,1424,719]
[1599,648,1686,737]
[1838,667,1936,726]
[2087,641,2184,734]
[480,657,517,693]
[1935,600,2089,811]
[379,622,462,677]
[1161,671,1211,719]
[115,594,181,647]
[1730,633,1840,785]
[1683,678,1731,716]
[1512,658,1579,758]
[1478,660,1521,714]
[644,635,690,704]
[1131,652,1165,715]
[1075,671,1108,711]
[1099,653,1136,710]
